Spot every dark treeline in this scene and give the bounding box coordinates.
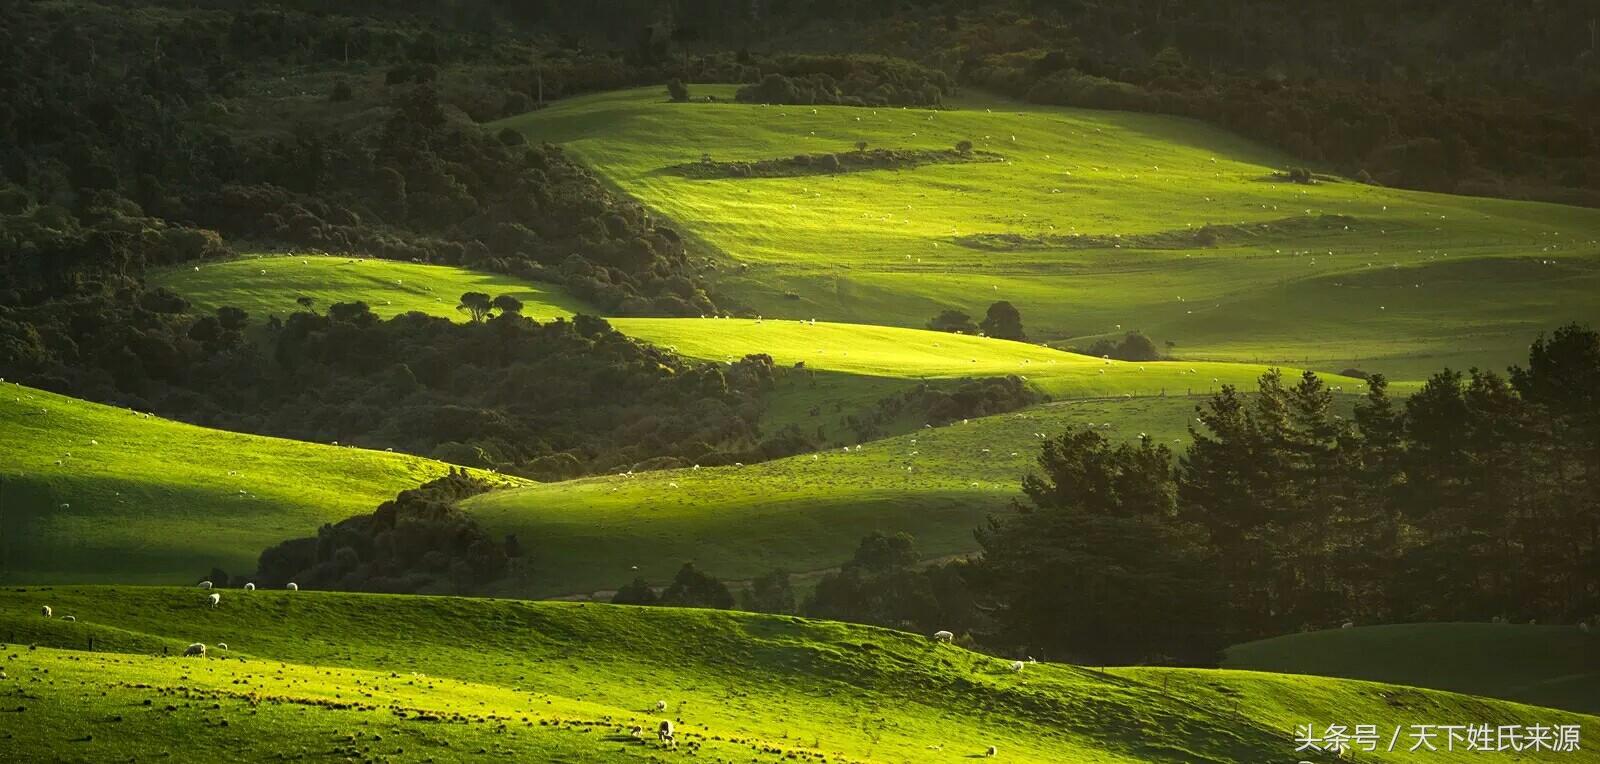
[979,324,1600,664]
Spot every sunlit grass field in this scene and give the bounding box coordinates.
[2,587,1592,762]
[498,85,1600,378]
[154,253,587,321]
[0,382,515,584]
[1224,622,1600,715]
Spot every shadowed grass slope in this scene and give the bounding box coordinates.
[0,382,515,585]
[1224,623,1600,715]
[1,587,1594,762]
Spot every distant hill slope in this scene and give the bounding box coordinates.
[0,382,510,585]
[151,255,1372,401]
[2,586,1593,762]
[153,254,589,321]
[497,86,1600,379]
[1225,623,1600,715]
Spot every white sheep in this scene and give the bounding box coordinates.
[1341,621,1354,629]
[207,593,221,608]
[1009,660,1024,672]
[655,700,667,711]
[1581,622,1591,634]
[658,720,676,749]
[286,583,299,591]
[41,605,51,618]
[244,583,255,591]
[61,615,76,622]
[184,642,206,657]
[198,581,213,590]
[932,630,954,643]
[986,745,998,757]
[216,643,227,650]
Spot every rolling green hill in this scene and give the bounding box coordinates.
[497,86,1600,379]
[469,396,1243,599]
[2,587,1593,762]
[1224,623,1600,715]
[0,382,513,585]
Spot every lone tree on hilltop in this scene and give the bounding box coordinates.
[457,291,493,323]
[980,301,1026,341]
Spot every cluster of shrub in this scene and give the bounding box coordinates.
[926,301,1026,342]
[249,469,514,594]
[610,532,977,637]
[1078,332,1163,362]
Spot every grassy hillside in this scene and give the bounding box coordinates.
[610,316,1370,399]
[2,587,1593,762]
[469,396,1240,599]
[1224,623,1600,715]
[0,382,510,585]
[154,254,589,321]
[498,86,1600,378]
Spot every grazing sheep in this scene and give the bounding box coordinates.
[61,615,76,622]
[207,593,221,608]
[216,643,227,650]
[1341,621,1354,629]
[932,630,954,643]
[198,581,213,590]
[658,720,676,749]
[244,583,255,591]
[986,745,998,757]
[1580,622,1591,634]
[183,643,206,657]
[1009,660,1024,672]
[655,700,667,711]
[41,606,51,618]
[286,583,298,591]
